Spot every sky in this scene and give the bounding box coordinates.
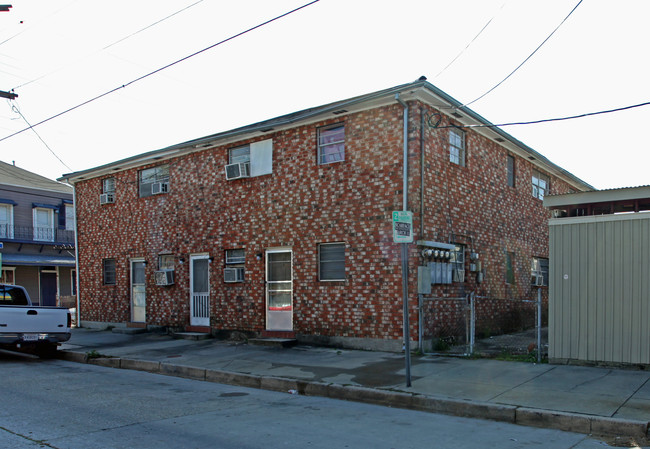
[0,0,648,190]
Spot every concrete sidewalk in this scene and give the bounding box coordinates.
[59,328,650,440]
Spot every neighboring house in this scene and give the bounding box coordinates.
[59,79,592,351]
[0,161,76,305]
[545,186,650,366]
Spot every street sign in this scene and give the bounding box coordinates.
[392,211,413,243]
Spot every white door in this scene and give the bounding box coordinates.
[190,254,210,327]
[266,249,293,331]
[131,259,146,322]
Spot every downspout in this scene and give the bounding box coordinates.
[71,183,80,327]
[419,108,425,352]
[395,93,411,387]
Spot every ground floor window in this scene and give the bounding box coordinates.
[319,243,345,281]
[1,267,15,284]
[103,259,116,285]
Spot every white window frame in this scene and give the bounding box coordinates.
[225,249,245,265]
[318,124,345,165]
[158,254,175,270]
[139,165,170,198]
[532,169,549,200]
[0,203,14,239]
[33,207,54,242]
[102,177,116,194]
[65,203,75,231]
[449,128,466,166]
[318,242,346,281]
[2,267,16,285]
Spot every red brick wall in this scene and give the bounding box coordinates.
[74,101,577,344]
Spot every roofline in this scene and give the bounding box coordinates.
[58,79,594,191]
[544,185,650,208]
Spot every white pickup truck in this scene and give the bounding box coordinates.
[0,283,71,357]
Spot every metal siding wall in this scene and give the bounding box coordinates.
[550,215,650,365]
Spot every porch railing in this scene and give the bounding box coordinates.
[0,224,75,245]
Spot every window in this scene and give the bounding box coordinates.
[139,165,169,197]
[505,251,515,284]
[101,177,116,203]
[225,249,245,283]
[2,267,15,285]
[65,204,75,231]
[532,169,549,200]
[318,125,345,164]
[450,244,465,282]
[531,257,549,287]
[33,207,54,241]
[229,146,250,165]
[158,254,175,270]
[507,154,515,187]
[319,243,345,281]
[449,128,465,166]
[225,249,245,265]
[0,203,13,238]
[103,259,116,285]
[71,269,77,295]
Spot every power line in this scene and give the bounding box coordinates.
[441,99,650,130]
[10,102,73,171]
[434,1,507,80]
[462,0,583,107]
[0,0,320,144]
[12,0,205,91]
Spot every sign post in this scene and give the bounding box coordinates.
[393,211,413,387]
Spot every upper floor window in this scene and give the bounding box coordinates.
[449,128,466,166]
[0,202,14,239]
[65,203,75,231]
[158,254,175,270]
[318,125,345,165]
[139,165,169,198]
[33,207,54,242]
[507,154,515,187]
[319,242,345,281]
[101,177,116,204]
[532,169,549,200]
[103,258,116,285]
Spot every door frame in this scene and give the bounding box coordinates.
[130,258,146,323]
[265,248,293,331]
[189,253,210,327]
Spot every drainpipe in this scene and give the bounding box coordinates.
[72,183,80,327]
[395,93,411,387]
[418,109,425,353]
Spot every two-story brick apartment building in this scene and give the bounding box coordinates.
[59,79,592,351]
[0,161,76,305]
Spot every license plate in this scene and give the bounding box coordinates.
[22,334,38,342]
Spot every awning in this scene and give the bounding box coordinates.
[1,253,76,267]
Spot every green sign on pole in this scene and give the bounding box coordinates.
[392,211,413,243]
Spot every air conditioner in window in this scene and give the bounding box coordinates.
[224,267,245,283]
[154,270,174,286]
[225,162,250,180]
[534,274,545,287]
[151,182,169,195]
[99,193,114,204]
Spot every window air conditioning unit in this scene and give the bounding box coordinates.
[224,267,245,283]
[534,274,544,287]
[99,193,114,204]
[452,269,465,283]
[154,270,175,286]
[151,182,169,195]
[225,162,250,180]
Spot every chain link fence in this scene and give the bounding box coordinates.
[419,289,547,361]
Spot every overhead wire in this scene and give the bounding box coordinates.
[11,0,205,91]
[10,101,73,171]
[461,0,583,108]
[0,0,320,145]
[433,1,507,80]
[439,99,650,130]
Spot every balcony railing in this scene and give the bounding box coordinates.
[0,224,75,245]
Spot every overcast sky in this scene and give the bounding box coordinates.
[0,0,648,190]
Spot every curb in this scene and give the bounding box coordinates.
[59,350,650,440]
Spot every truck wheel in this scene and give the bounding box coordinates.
[35,343,58,359]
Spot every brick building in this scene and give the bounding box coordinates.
[59,79,593,351]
